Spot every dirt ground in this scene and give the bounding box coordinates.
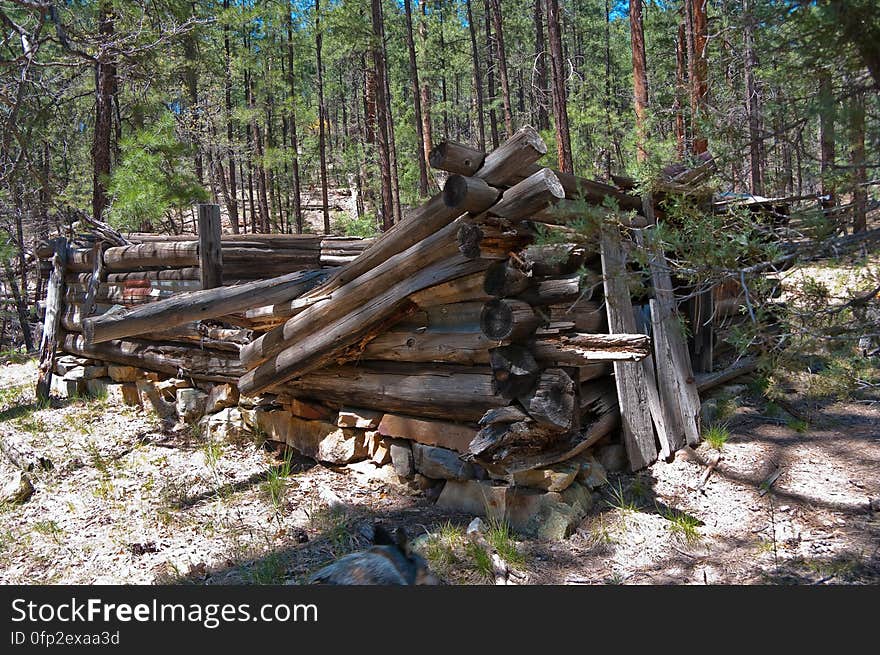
[0,357,877,586]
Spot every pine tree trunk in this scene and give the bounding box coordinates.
[315,0,331,234]
[688,0,709,155]
[370,0,394,231]
[818,72,836,210]
[484,0,500,149]
[489,0,514,138]
[286,6,304,234]
[92,0,116,221]
[546,0,573,173]
[378,0,402,225]
[743,0,763,195]
[419,2,433,163]
[674,21,686,161]
[403,0,429,197]
[465,0,487,151]
[534,0,549,131]
[630,0,649,165]
[223,0,239,234]
[850,90,867,233]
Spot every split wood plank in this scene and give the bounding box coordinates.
[36,238,67,402]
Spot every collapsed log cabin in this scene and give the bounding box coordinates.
[34,127,727,535]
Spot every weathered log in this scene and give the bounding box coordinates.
[600,226,659,471]
[362,326,496,365]
[520,243,588,277]
[478,405,530,426]
[62,334,244,382]
[434,126,547,186]
[303,129,547,302]
[105,268,201,283]
[455,222,528,260]
[103,242,200,272]
[530,199,649,227]
[578,362,611,382]
[579,380,619,418]
[36,238,67,402]
[137,323,252,352]
[515,273,586,306]
[237,256,492,396]
[428,140,487,175]
[241,217,483,370]
[62,303,113,332]
[488,168,565,221]
[82,241,107,317]
[198,204,223,290]
[545,299,605,333]
[695,357,758,393]
[484,261,531,297]
[408,271,492,308]
[531,332,651,365]
[82,269,329,345]
[488,344,540,399]
[443,175,501,213]
[279,364,507,422]
[399,301,485,330]
[480,298,540,341]
[518,368,577,432]
[65,246,94,272]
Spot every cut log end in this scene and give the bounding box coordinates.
[429,141,485,176]
[480,298,540,341]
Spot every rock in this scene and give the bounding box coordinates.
[511,461,579,492]
[437,480,508,519]
[437,480,593,540]
[337,407,383,429]
[596,443,627,473]
[377,414,477,454]
[425,481,445,503]
[107,365,140,383]
[157,378,190,401]
[365,432,392,466]
[54,355,92,375]
[253,409,367,465]
[276,396,334,420]
[411,443,475,481]
[176,388,208,423]
[199,408,247,443]
[869,498,880,512]
[575,454,608,489]
[205,383,239,414]
[1,471,34,504]
[701,398,719,427]
[62,365,108,381]
[414,473,435,491]
[120,383,142,407]
[466,517,488,537]
[83,377,114,399]
[389,440,415,478]
[50,375,83,399]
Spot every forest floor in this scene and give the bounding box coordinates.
[1,354,877,586]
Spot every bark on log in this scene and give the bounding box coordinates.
[443,175,501,213]
[62,334,244,382]
[103,242,200,272]
[488,344,540,399]
[480,298,540,341]
[478,405,530,426]
[488,168,565,221]
[515,273,586,306]
[237,257,492,396]
[362,326,496,365]
[279,364,507,422]
[428,140,487,175]
[240,217,484,370]
[530,332,651,365]
[82,269,329,344]
[517,367,576,432]
[484,261,531,297]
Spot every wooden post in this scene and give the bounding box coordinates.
[198,204,223,290]
[82,241,107,317]
[36,237,67,402]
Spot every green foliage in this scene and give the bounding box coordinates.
[106,113,207,231]
[703,424,731,451]
[331,210,379,238]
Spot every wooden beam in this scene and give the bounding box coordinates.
[198,204,223,290]
[35,238,67,401]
